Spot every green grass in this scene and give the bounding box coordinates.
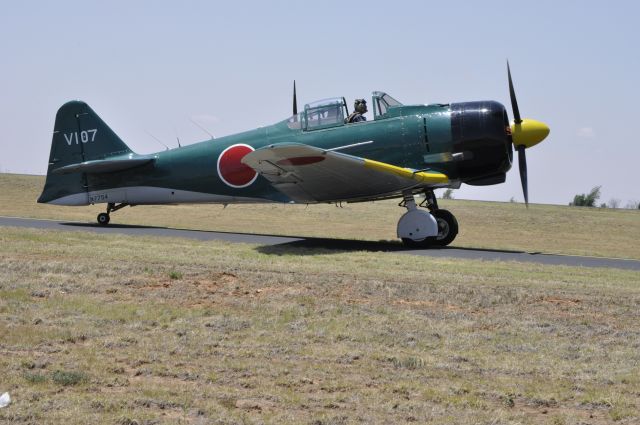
[51,370,88,386]
[2,173,639,259]
[0,226,639,424]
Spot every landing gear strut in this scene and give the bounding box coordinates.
[96,202,130,226]
[398,190,458,248]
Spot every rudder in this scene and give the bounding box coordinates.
[38,101,134,205]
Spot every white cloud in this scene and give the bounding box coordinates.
[577,127,596,139]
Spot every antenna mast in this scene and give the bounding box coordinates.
[190,118,215,140]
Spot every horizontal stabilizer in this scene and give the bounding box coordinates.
[51,155,156,175]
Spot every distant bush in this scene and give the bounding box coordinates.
[441,189,454,200]
[625,201,640,209]
[570,186,601,207]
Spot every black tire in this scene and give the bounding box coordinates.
[97,213,110,226]
[431,209,458,246]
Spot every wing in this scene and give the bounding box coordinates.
[242,143,449,203]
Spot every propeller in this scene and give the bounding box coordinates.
[508,62,527,206]
[293,80,298,116]
[517,145,528,205]
[507,61,550,207]
[508,62,521,125]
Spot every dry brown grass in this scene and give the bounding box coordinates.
[1,227,639,424]
[1,173,639,260]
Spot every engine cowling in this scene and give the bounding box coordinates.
[450,101,513,185]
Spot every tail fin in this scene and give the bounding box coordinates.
[38,101,135,205]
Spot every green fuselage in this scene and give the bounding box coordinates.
[135,105,448,201]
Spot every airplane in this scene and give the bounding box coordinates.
[38,64,549,248]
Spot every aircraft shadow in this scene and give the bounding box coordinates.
[256,237,406,255]
[255,237,530,257]
[60,222,160,230]
[58,221,529,257]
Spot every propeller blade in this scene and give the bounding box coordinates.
[507,61,522,124]
[293,80,298,116]
[517,144,529,207]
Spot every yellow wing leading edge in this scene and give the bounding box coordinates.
[363,159,449,185]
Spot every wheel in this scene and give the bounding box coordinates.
[97,212,110,225]
[431,209,458,246]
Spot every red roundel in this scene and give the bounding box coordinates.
[216,144,257,188]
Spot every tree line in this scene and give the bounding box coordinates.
[570,186,639,209]
[438,187,639,208]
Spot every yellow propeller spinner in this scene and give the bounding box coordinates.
[510,118,550,149]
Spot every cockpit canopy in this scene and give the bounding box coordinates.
[304,97,348,130]
[287,92,403,131]
[371,92,402,118]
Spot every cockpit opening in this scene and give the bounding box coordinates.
[286,92,403,130]
[288,97,348,131]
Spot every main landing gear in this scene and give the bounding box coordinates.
[96,202,130,226]
[397,190,458,248]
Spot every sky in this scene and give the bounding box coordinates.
[1,0,639,206]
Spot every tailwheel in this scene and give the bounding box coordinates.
[96,202,130,225]
[97,212,110,226]
[431,209,458,246]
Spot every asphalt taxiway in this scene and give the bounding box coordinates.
[1,216,639,271]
